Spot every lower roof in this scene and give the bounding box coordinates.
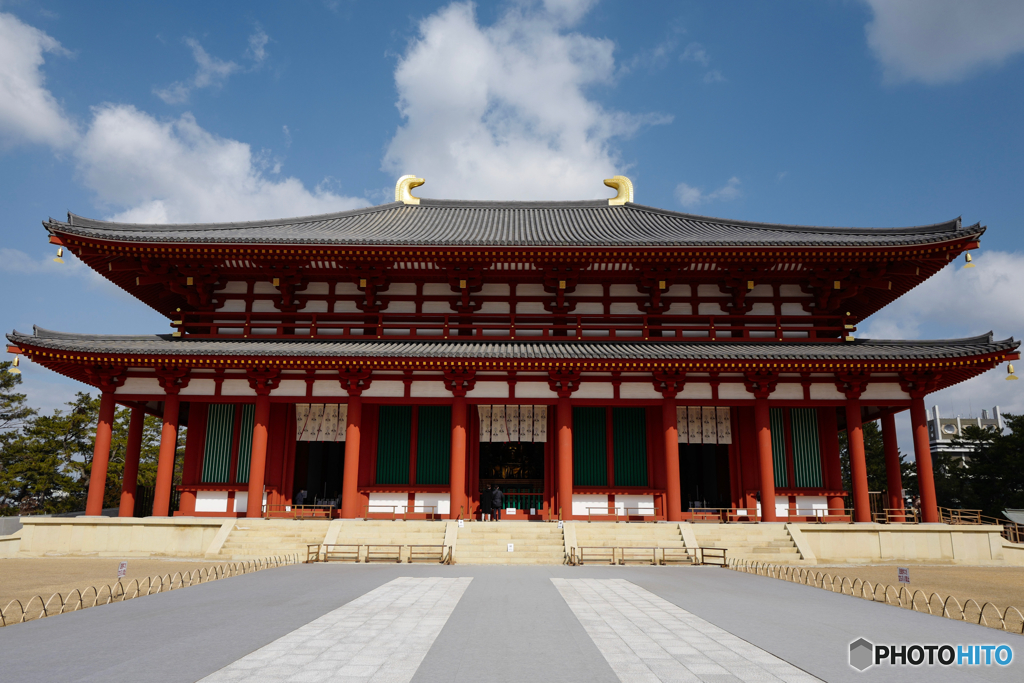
[8,327,1017,363]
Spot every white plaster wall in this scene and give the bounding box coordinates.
[480,283,510,296]
[386,283,417,295]
[515,383,557,399]
[779,285,810,297]
[515,301,547,314]
[717,384,751,401]
[180,379,217,396]
[516,283,546,296]
[572,302,604,314]
[361,381,405,398]
[385,301,416,313]
[574,383,614,399]
[795,496,828,516]
[216,299,246,312]
[300,300,328,312]
[620,383,662,399]
[749,284,773,297]
[698,302,726,315]
[677,383,713,400]
[253,282,277,294]
[860,383,910,400]
[615,495,654,514]
[335,282,360,295]
[251,300,278,312]
[810,384,845,401]
[215,281,248,294]
[780,302,811,315]
[272,380,307,397]
[573,494,609,516]
[769,384,804,400]
[609,302,640,314]
[609,284,641,296]
[422,301,453,313]
[477,301,510,314]
[410,381,449,397]
[465,382,510,399]
[667,284,691,296]
[697,284,725,297]
[368,493,408,513]
[311,381,346,397]
[221,380,256,396]
[116,378,163,395]
[195,491,228,513]
[414,493,451,515]
[333,300,360,313]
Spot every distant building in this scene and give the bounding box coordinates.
[928,405,1004,459]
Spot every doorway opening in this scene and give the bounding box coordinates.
[478,441,545,511]
[679,444,731,511]
[293,442,344,506]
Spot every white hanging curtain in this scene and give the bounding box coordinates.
[476,405,548,442]
[294,403,348,442]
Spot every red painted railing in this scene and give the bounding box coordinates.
[172,312,854,342]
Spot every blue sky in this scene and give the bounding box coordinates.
[2,0,1024,438]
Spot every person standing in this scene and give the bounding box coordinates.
[480,484,493,521]
[492,485,504,521]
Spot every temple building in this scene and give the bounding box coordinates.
[7,175,1017,525]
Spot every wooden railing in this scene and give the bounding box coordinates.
[362,505,440,520]
[570,546,726,566]
[584,506,661,522]
[264,504,334,520]
[173,311,853,343]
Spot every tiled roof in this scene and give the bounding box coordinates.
[10,327,1016,362]
[45,200,982,248]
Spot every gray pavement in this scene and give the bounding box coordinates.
[0,564,1020,683]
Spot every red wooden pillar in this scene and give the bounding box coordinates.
[152,394,180,517]
[845,399,871,522]
[818,408,845,515]
[754,397,777,522]
[910,397,939,523]
[341,396,362,518]
[557,397,573,520]
[450,396,468,519]
[881,412,905,522]
[662,399,682,521]
[85,391,117,516]
[246,394,271,518]
[118,406,145,517]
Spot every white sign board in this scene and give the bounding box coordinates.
[507,543,514,552]
[117,561,128,580]
[897,567,910,584]
[458,519,464,528]
[529,507,536,515]
[557,520,564,529]
[506,507,516,515]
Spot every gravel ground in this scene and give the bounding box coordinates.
[811,564,1024,611]
[0,558,227,609]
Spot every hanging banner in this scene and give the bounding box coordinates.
[716,407,733,444]
[478,405,492,442]
[702,407,718,444]
[477,405,548,443]
[506,405,520,442]
[532,406,548,443]
[676,406,688,443]
[294,403,348,442]
[687,407,702,445]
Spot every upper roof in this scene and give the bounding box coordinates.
[47,199,982,248]
[10,327,1015,362]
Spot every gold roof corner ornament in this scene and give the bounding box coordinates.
[395,175,425,205]
[604,175,634,206]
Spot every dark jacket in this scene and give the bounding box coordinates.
[491,488,504,509]
[480,489,493,513]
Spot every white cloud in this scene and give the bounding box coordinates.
[382,1,671,200]
[247,28,269,65]
[702,69,725,84]
[74,104,368,223]
[0,12,78,148]
[681,42,709,67]
[863,0,1024,84]
[674,176,741,208]
[154,37,241,104]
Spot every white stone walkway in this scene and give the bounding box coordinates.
[553,578,821,683]
[199,576,471,683]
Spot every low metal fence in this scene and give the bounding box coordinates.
[1,554,299,628]
[584,506,661,523]
[729,559,1024,634]
[569,546,726,567]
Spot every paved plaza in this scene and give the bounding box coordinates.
[1,565,1021,683]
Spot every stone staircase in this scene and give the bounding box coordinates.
[332,520,447,561]
[215,519,331,560]
[455,521,566,565]
[574,522,687,550]
[689,523,806,564]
